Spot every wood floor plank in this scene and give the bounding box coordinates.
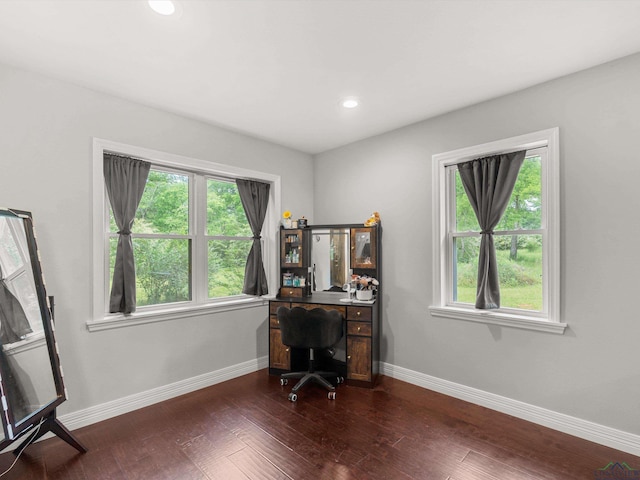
[227,446,292,480]
[181,433,247,479]
[454,449,542,480]
[193,455,250,480]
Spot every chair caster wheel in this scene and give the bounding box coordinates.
[328,391,336,400]
[280,378,288,386]
[288,393,297,402]
[336,376,344,384]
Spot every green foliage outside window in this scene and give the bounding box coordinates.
[453,156,543,311]
[109,171,253,308]
[207,179,253,298]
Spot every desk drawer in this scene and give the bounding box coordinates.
[347,306,372,322]
[269,314,281,328]
[279,287,304,298]
[347,321,371,336]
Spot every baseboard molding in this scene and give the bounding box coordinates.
[381,362,640,457]
[59,356,269,431]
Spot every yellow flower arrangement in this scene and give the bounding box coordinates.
[282,210,292,219]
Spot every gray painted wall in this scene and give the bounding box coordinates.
[0,63,314,415]
[314,53,640,435]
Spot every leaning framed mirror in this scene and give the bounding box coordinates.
[0,208,66,442]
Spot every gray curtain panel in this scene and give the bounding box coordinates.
[103,154,150,313]
[236,179,270,296]
[0,266,33,344]
[458,151,525,309]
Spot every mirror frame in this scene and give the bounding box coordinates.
[350,227,377,269]
[0,208,66,441]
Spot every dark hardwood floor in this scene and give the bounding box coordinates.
[1,370,638,479]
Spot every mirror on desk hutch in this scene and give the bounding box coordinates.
[351,227,377,270]
[310,228,350,293]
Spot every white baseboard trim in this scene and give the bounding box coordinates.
[59,356,268,432]
[381,362,640,457]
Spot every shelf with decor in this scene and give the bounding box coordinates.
[279,227,311,297]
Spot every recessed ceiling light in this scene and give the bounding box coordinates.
[342,97,359,109]
[148,0,176,16]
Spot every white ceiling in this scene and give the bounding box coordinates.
[1,1,640,154]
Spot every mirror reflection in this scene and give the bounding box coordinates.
[310,228,350,293]
[0,213,57,431]
[354,231,372,265]
[351,227,376,269]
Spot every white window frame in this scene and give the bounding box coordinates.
[89,138,281,332]
[430,128,565,334]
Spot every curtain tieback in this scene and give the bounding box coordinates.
[480,229,494,235]
[117,230,131,236]
[253,235,261,240]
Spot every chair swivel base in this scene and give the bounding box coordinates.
[280,371,344,401]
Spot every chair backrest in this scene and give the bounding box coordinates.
[277,306,343,350]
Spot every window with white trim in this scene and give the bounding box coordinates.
[430,128,565,334]
[107,169,255,307]
[91,139,280,331]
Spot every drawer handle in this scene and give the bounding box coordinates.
[277,319,280,324]
[357,326,361,332]
[347,355,351,360]
[356,311,361,317]
[289,290,293,295]
[285,348,290,352]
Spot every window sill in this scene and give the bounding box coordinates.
[2,331,47,355]
[86,296,268,332]
[429,305,567,334]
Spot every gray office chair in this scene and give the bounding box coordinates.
[277,306,344,401]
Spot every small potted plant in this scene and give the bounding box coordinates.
[282,210,292,228]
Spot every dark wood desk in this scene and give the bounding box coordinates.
[268,292,379,388]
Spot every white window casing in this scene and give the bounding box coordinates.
[430,128,565,334]
[89,138,281,332]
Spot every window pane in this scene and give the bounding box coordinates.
[208,239,252,298]
[453,234,542,311]
[207,179,252,237]
[112,237,191,307]
[453,236,479,304]
[134,170,189,235]
[495,234,542,310]
[495,155,542,231]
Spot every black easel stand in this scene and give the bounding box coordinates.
[3,410,87,455]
